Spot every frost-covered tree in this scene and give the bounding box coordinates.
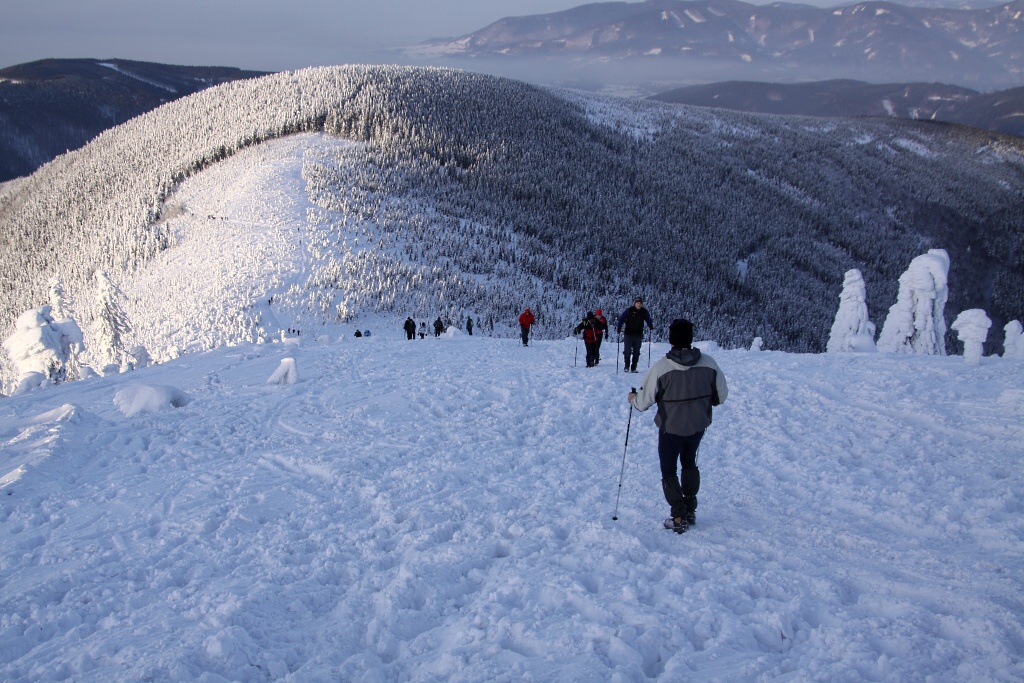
[1001,320,1024,360]
[92,270,132,371]
[951,309,991,365]
[827,269,875,353]
[2,306,84,393]
[49,276,70,320]
[877,249,950,355]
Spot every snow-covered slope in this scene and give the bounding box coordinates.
[0,332,1021,681]
[2,65,1022,377]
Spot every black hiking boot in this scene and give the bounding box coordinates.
[663,517,688,534]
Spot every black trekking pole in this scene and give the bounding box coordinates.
[612,388,637,521]
[647,328,652,368]
[616,335,620,375]
[574,334,579,367]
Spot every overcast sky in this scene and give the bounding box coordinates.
[1,0,599,72]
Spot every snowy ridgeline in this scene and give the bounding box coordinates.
[1,65,1022,385]
[0,336,1022,681]
[8,237,1024,395]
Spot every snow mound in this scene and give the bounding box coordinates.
[266,357,299,385]
[113,384,192,416]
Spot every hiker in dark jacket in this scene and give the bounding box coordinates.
[434,317,444,337]
[573,312,602,367]
[466,316,474,336]
[628,319,728,534]
[404,317,416,340]
[617,298,653,373]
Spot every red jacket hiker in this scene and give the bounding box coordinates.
[518,309,535,346]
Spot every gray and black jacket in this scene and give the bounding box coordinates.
[630,347,728,436]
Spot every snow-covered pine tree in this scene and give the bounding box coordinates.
[49,276,70,320]
[2,306,84,393]
[877,249,950,355]
[826,269,875,353]
[1004,320,1024,360]
[91,270,132,371]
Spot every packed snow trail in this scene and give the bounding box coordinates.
[0,334,1021,681]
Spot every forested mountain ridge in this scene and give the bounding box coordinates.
[0,65,1021,377]
[0,58,268,182]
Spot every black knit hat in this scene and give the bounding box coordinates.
[669,319,694,347]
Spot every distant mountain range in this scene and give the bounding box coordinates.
[651,79,1024,136]
[3,59,1018,186]
[411,0,1024,92]
[0,59,267,182]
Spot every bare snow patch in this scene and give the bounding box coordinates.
[893,137,938,158]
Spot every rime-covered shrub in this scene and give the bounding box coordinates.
[951,309,992,365]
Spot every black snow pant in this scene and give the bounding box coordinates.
[594,337,603,363]
[623,334,643,371]
[520,325,530,346]
[585,341,599,367]
[658,430,704,519]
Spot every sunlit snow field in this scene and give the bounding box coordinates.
[1,332,1021,682]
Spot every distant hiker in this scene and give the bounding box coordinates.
[593,309,609,364]
[573,312,602,367]
[404,317,416,340]
[434,317,444,337]
[364,330,371,337]
[628,319,728,534]
[354,329,363,338]
[617,298,653,373]
[466,316,474,336]
[518,308,535,346]
[419,321,427,339]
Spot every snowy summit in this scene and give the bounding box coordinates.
[0,331,1022,681]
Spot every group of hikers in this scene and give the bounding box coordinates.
[398,298,653,375]
[516,298,652,375]
[403,316,474,340]
[520,297,729,535]
[397,299,727,534]
[567,298,654,371]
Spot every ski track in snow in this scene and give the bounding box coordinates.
[0,336,1022,682]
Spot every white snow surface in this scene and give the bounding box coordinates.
[1,335,1022,682]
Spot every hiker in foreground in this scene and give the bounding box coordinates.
[627,319,728,534]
